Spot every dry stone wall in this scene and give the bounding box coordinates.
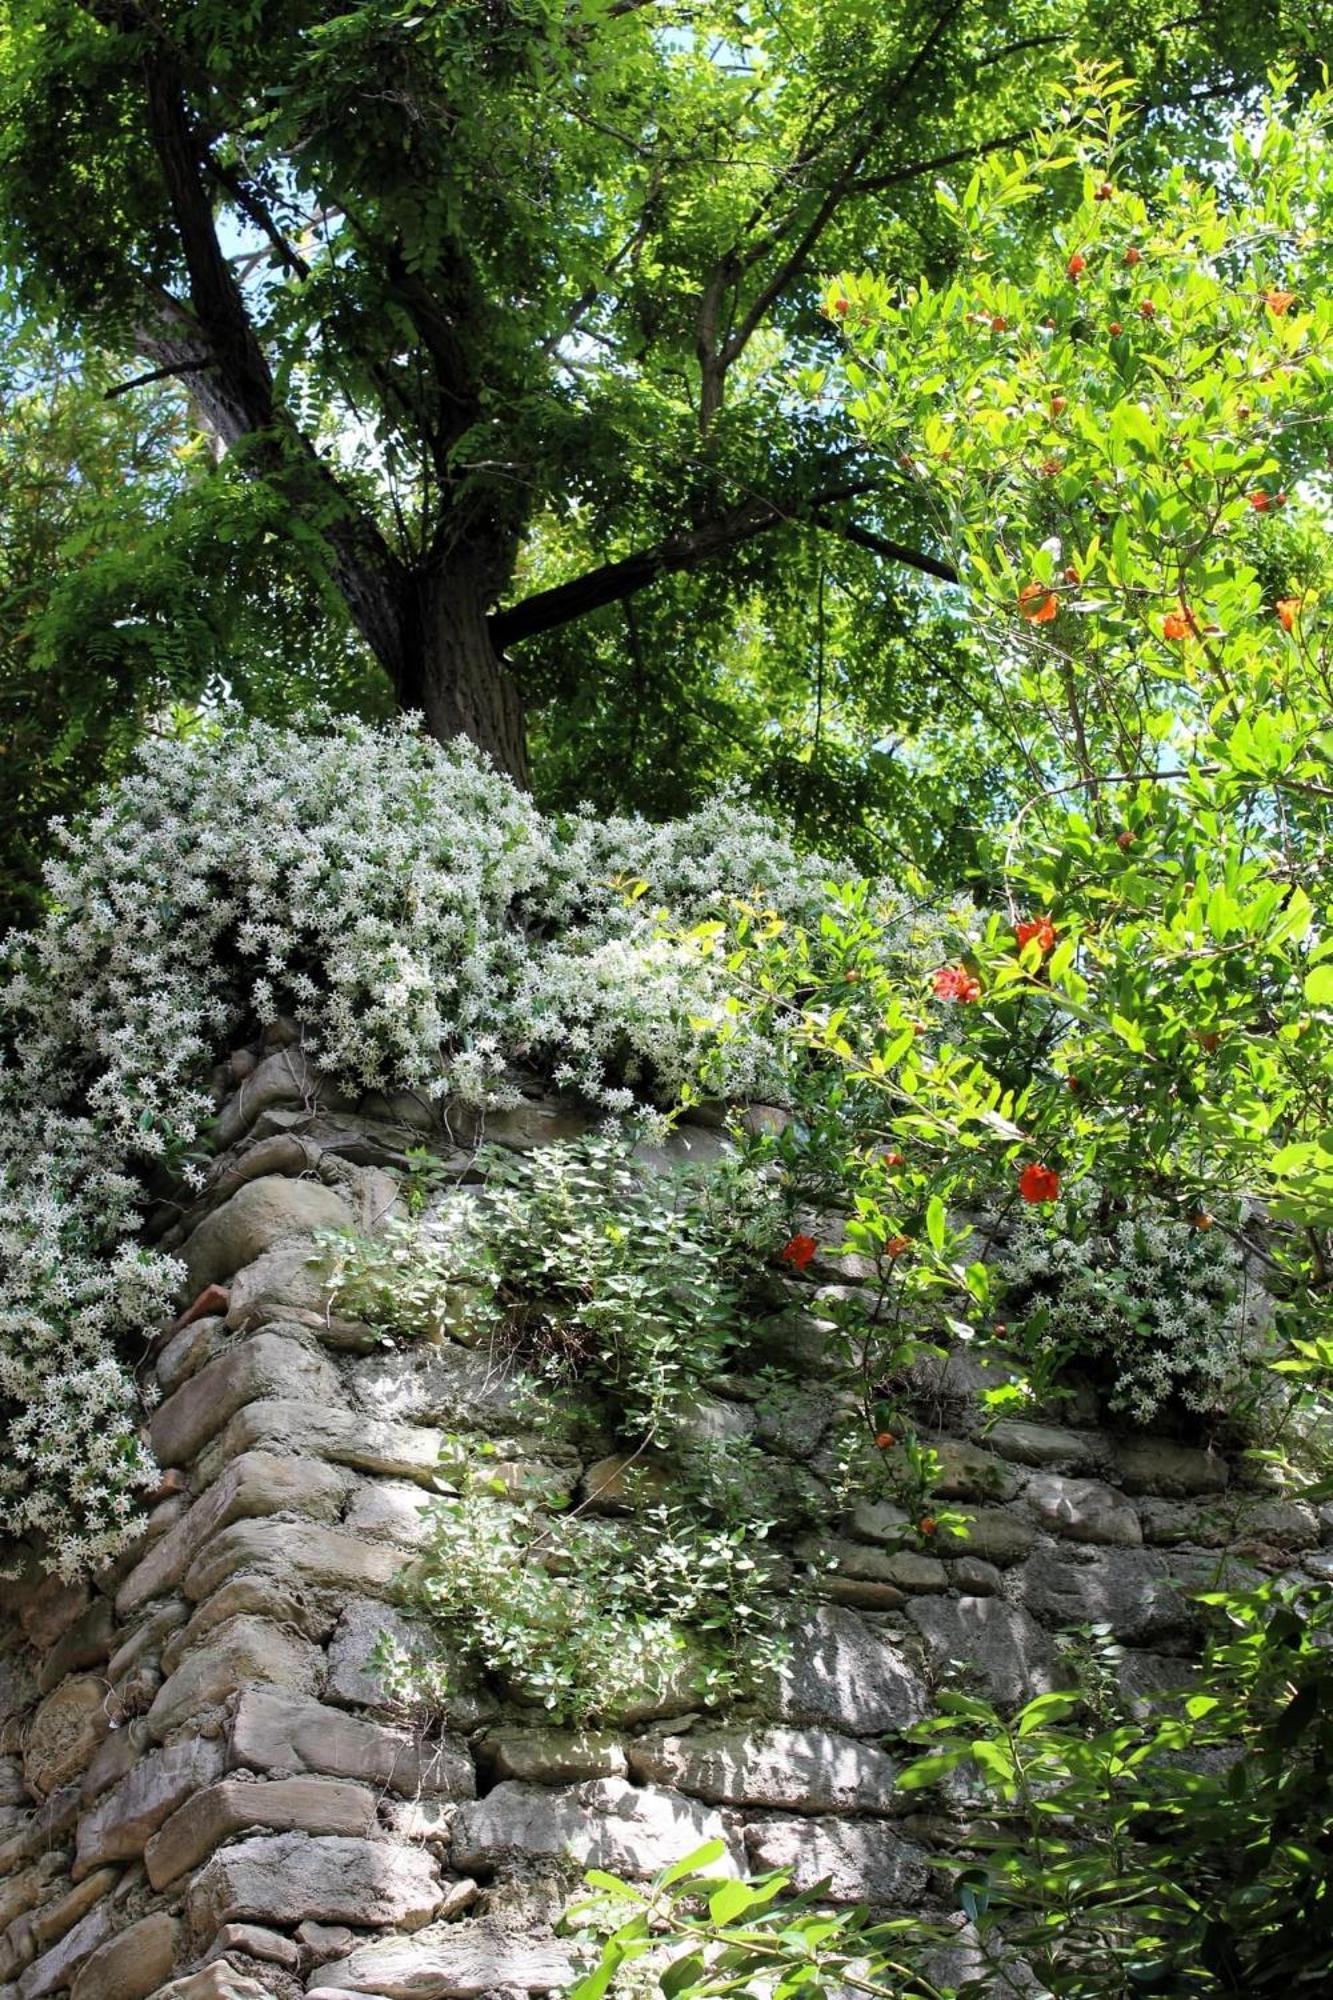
[1,1029,1326,2000]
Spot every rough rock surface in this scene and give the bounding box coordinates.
[0,1042,1307,1999]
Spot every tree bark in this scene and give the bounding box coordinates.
[404,560,529,788]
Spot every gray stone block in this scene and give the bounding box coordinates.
[150,1332,342,1466]
[744,1816,929,1904]
[626,1726,897,1812]
[229,1687,473,1798]
[451,1777,740,1877]
[907,1597,1056,1708]
[186,1831,442,1940]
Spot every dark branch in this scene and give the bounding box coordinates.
[492,493,956,648]
[105,357,213,400]
[811,512,958,584]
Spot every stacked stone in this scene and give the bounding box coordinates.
[0,1034,1326,2000]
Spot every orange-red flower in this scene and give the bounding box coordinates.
[1116,828,1135,850]
[1249,490,1272,511]
[1018,583,1059,623]
[1015,916,1057,955]
[832,295,850,317]
[918,1516,938,1536]
[1139,298,1157,319]
[991,313,1008,332]
[1018,1162,1061,1204]
[1265,289,1296,316]
[1094,182,1114,202]
[780,1233,818,1270]
[1163,607,1198,641]
[1277,597,1302,632]
[1108,320,1124,336]
[875,1430,897,1449]
[1067,251,1087,279]
[883,1151,905,1169]
[933,965,982,1004]
[1050,394,1068,415]
[886,1235,912,1259]
[1123,245,1142,266]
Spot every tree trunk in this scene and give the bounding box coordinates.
[401,559,529,789]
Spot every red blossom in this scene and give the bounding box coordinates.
[1116,829,1135,850]
[1094,182,1115,201]
[1123,245,1142,265]
[1018,1162,1061,1204]
[1249,490,1272,511]
[1139,299,1157,319]
[882,1151,905,1169]
[780,1233,818,1270]
[1108,320,1124,336]
[1265,289,1296,316]
[874,1430,897,1449]
[1018,583,1059,623]
[1066,251,1087,279]
[1015,916,1057,956]
[885,1235,912,1259]
[1163,607,1198,642]
[1277,597,1301,632]
[933,965,982,1004]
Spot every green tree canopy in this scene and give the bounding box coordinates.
[0,0,1319,845]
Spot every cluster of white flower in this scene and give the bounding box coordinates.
[0,715,833,1571]
[998,1183,1269,1423]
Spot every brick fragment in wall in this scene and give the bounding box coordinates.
[229,1687,474,1798]
[74,1738,226,1878]
[150,1333,343,1467]
[145,1615,322,1741]
[117,1452,354,1618]
[186,1830,442,1941]
[145,1775,379,1888]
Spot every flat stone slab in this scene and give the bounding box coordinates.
[451,1778,740,1878]
[69,1913,179,2000]
[762,1605,927,1734]
[182,1519,405,1603]
[186,1831,442,1941]
[117,1451,351,1616]
[146,1615,321,1740]
[626,1726,897,1813]
[744,1816,929,1904]
[229,1687,473,1799]
[150,1333,342,1466]
[314,1922,579,1996]
[907,1597,1056,1709]
[74,1737,225,1877]
[182,1175,353,1294]
[147,1775,377,1887]
[205,1398,447,1488]
[1021,1548,1195,1645]
[1024,1474,1142,1547]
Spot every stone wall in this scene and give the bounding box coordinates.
[1,1031,1325,2000]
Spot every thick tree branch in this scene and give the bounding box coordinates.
[492,494,956,648]
[810,511,959,584]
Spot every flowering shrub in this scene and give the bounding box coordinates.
[0,716,828,1572]
[998,1185,1265,1423]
